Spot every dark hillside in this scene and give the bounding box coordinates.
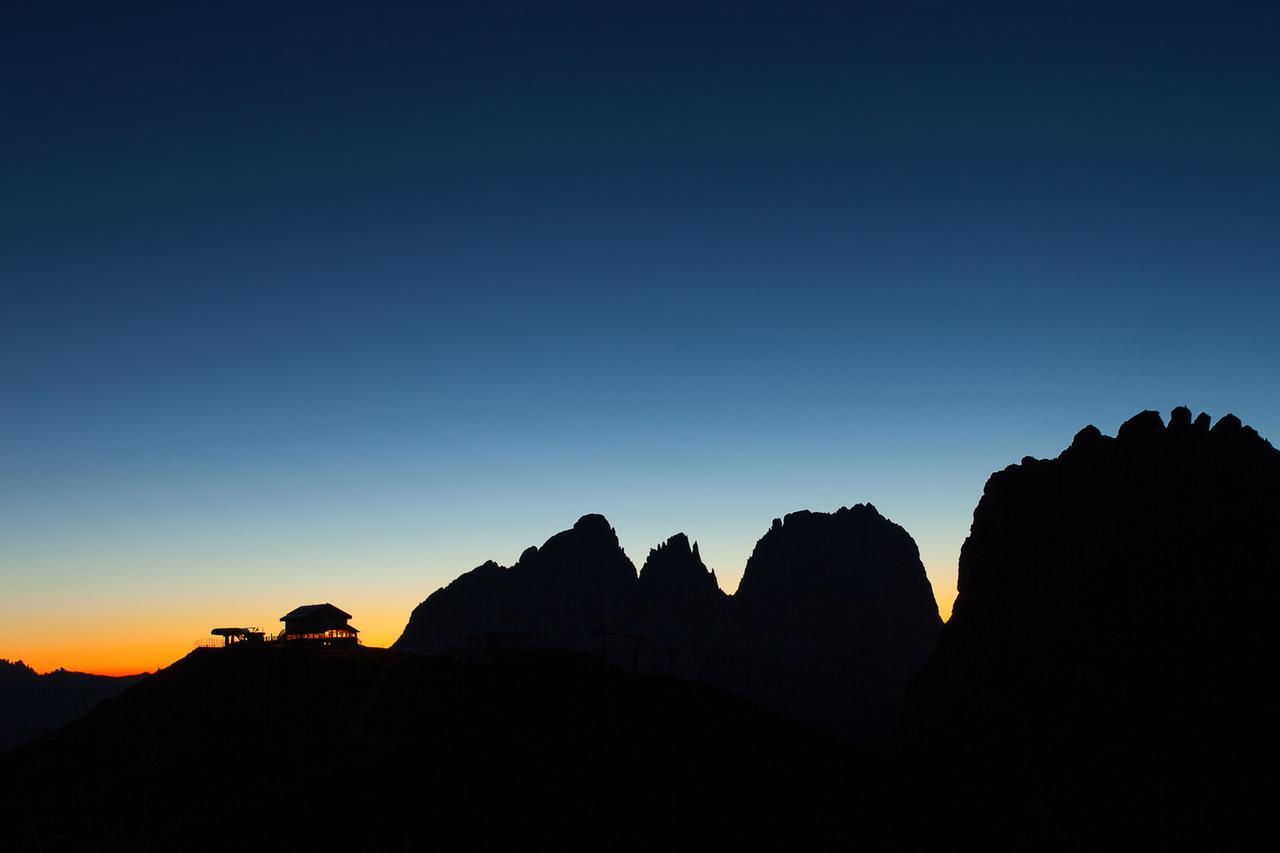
[1,642,894,848]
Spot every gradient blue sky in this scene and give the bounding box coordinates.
[3,1,1278,672]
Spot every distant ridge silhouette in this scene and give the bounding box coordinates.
[899,408,1280,846]
[395,503,941,748]
[0,660,146,753]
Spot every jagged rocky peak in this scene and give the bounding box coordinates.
[900,408,1280,842]
[1061,406,1266,456]
[395,514,637,654]
[1,659,40,683]
[510,513,637,586]
[628,532,727,677]
[637,532,721,597]
[957,407,1280,627]
[984,407,1274,512]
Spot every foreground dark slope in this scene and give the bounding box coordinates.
[396,506,941,748]
[1,643,893,849]
[900,408,1280,846]
[0,660,147,752]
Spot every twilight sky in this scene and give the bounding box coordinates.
[3,1,1278,674]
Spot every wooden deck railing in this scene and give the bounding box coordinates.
[193,633,280,649]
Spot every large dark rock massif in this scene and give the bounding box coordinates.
[395,504,941,748]
[899,408,1280,845]
[714,505,942,745]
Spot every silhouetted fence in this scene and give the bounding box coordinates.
[194,633,280,649]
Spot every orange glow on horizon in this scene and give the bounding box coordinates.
[937,586,957,623]
[3,570,955,676]
[0,595,409,678]
[4,630,402,678]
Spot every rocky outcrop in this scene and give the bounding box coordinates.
[708,504,942,747]
[899,408,1280,845]
[393,514,637,654]
[635,533,721,605]
[734,505,941,659]
[629,533,728,676]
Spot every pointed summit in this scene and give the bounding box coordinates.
[637,533,721,599]
[395,515,636,655]
[628,532,728,674]
[510,513,635,599]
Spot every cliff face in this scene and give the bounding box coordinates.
[899,408,1280,844]
[395,505,943,749]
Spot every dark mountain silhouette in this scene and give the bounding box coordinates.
[394,513,637,655]
[0,643,895,848]
[0,659,147,753]
[709,505,942,746]
[634,532,724,612]
[8,407,1277,847]
[899,408,1280,846]
[396,504,941,748]
[629,532,728,676]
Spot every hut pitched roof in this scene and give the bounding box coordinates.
[279,603,352,622]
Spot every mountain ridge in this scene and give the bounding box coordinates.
[394,501,942,747]
[4,407,1278,847]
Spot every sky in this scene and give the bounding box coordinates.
[3,1,1278,675]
